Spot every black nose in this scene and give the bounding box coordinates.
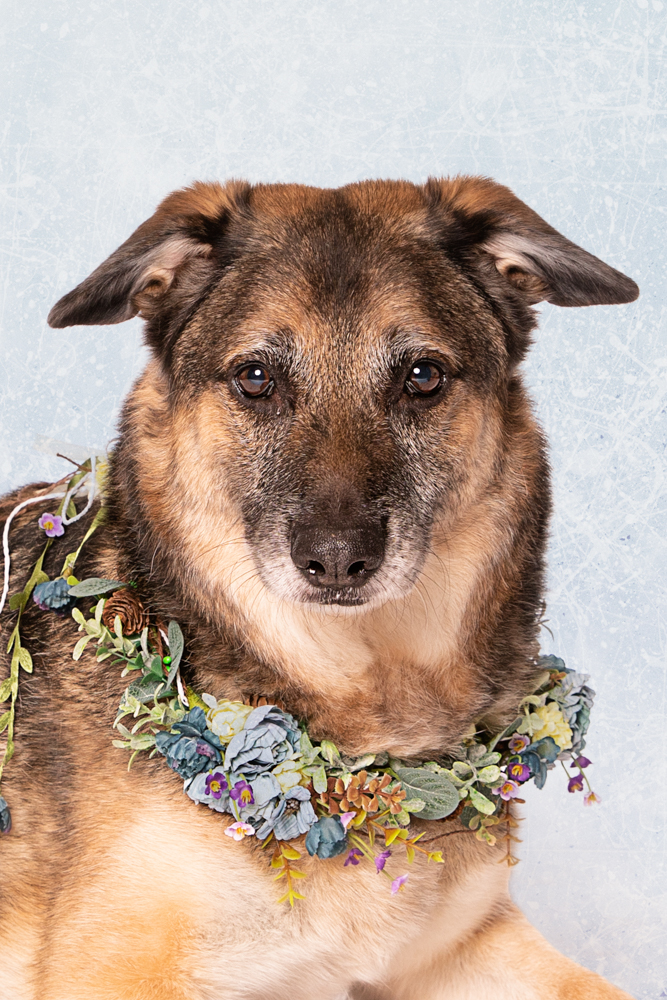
[291,522,385,588]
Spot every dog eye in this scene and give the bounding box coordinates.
[405,360,445,396]
[235,364,273,398]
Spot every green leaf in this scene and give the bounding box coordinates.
[72,634,93,661]
[0,711,10,733]
[467,786,496,816]
[165,621,184,687]
[320,740,341,765]
[0,678,11,702]
[394,766,460,820]
[17,647,33,674]
[477,765,501,785]
[9,592,26,611]
[68,578,126,597]
[459,804,478,829]
[312,765,327,794]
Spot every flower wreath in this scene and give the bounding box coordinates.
[0,458,598,905]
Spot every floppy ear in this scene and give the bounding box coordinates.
[47,180,251,329]
[426,176,639,307]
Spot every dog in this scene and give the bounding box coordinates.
[0,177,638,999]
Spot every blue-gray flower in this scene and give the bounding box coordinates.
[224,704,300,777]
[249,785,317,841]
[155,707,223,779]
[33,578,76,614]
[0,795,11,834]
[305,814,348,859]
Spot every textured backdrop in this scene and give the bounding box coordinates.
[1,2,665,995]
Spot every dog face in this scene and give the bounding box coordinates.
[49,179,638,621]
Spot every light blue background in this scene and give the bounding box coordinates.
[1,3,665,996]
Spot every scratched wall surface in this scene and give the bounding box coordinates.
[1,1,665,995]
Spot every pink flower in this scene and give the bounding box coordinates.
[584,791,601,806]
[508,734,530,753]
[224,821,255,841]
[492,779,521,801]
[391,873,409,894]
[38,513,64,538]
[339,812,356,829]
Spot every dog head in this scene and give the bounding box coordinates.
[49,179,637,624]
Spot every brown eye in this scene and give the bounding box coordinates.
[235,364,273,398]
[405,360,444,396]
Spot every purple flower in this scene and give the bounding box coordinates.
[344,848,364,867]
[507,760,531,782]
[491,779,521,801]
[508,734,530,753]
[567,774,584,793]
[230,779,254,807]
[391,873,409,894]
[572,756,591,769]
[375,849,391,873]
[204,772,228,800]
[38,512,64,537]
[339,811,356,829]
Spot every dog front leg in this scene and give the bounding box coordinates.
[377,906,633,1000]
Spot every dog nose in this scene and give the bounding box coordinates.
[290,523,385,587]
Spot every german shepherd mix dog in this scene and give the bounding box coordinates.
[0,178,638,1000]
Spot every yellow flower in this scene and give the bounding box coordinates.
[272,758,308,793]
[207,700,253,743]
[532,702,573,750]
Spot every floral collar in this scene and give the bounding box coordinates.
[0,459,599,904]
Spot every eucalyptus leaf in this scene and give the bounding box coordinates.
[0,678,11,702]
[68,578,126,597]
[0,711,11,734]
[394,766,460,820]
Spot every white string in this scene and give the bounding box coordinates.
[61,456,97,525]
[0,492,67,617]
[0,458,100,618]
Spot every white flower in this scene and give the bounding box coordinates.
[532,702,573,750]
[272,757,307,793]
[207,700,253,743]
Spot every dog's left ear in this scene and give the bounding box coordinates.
[427,176,639,307]
[47,181,251,332]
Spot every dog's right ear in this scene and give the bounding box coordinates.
[47,181,251,331]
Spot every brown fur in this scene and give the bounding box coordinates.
[0,178,638,998]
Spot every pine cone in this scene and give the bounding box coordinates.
[102,588,149,635]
